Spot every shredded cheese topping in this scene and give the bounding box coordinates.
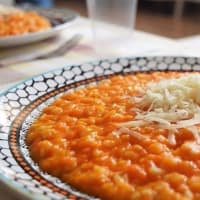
[120,74,200,144]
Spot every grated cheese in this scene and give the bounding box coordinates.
[120,74,200,144]
[182,142,200,154]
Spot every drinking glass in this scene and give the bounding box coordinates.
[87,0,138,52]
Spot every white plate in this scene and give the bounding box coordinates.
[0,7,78,47]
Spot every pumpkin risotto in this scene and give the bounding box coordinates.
[0,11,51,37]
[27,72,200,200]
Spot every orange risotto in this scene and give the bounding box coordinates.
[0,11,51,37]
[27,72,200,200]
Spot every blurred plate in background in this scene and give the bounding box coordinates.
[0,6,79,47]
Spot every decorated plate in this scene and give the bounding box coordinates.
[0,56,200,200]
[0,7,78,47]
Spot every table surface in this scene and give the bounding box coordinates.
[0,16,199,200]
[0,17,179,89]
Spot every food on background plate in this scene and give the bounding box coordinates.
[27,72,200,200]
[0,6,51,37]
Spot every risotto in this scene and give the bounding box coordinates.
[27,72,200,200]
[0,11,51,37]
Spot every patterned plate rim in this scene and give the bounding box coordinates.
[0,7,79,47]
[1,55,198,97]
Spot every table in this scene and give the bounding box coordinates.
[0,16,199,200]
[1,17,199,91]
[0,17,179,90]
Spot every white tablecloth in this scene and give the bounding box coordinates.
[0,17,178,90]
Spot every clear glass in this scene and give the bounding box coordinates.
[87,0,138,53]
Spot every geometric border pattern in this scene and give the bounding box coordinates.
[10,76,110,200]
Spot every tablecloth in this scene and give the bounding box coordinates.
[0,17,180,91]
